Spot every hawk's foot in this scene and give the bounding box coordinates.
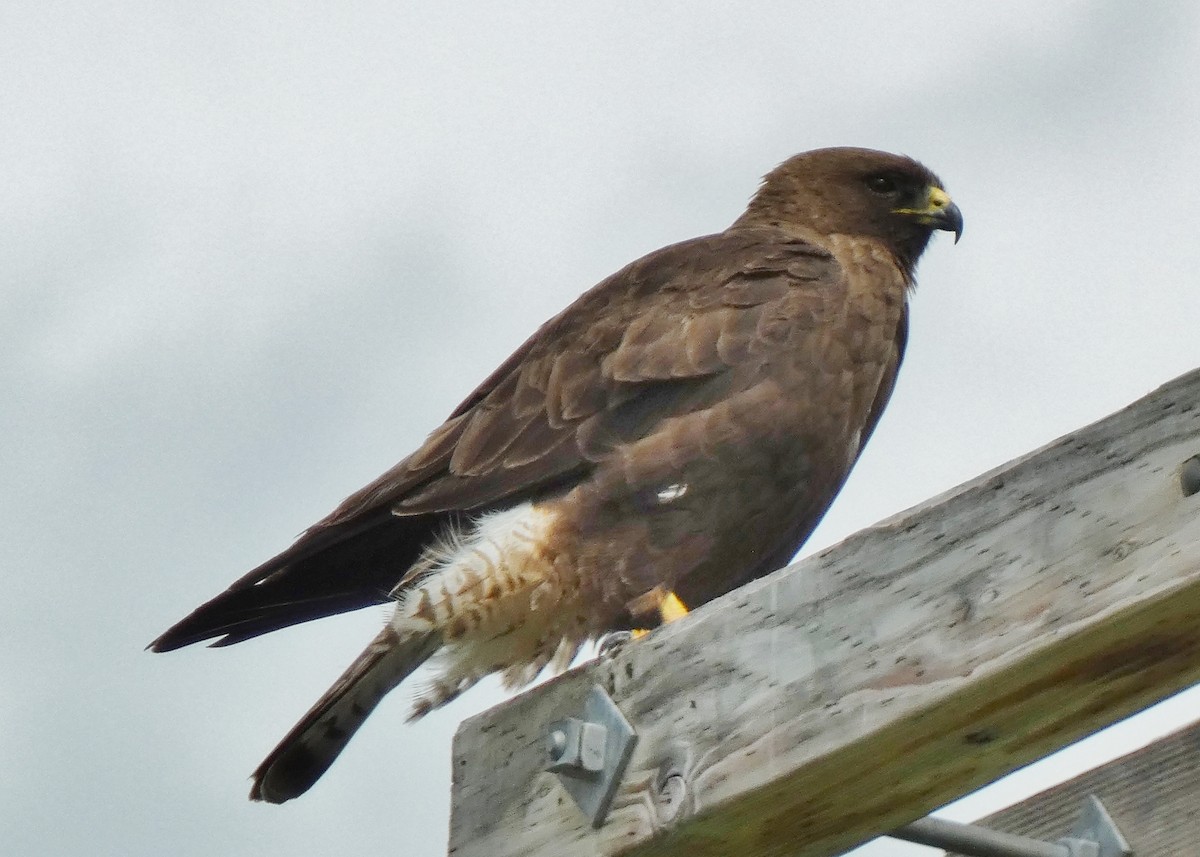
[598,630,634,658]
[612,588,691,648]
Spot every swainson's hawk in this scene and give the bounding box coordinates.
[151,147,962,803]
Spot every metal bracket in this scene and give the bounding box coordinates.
[891,794,1132,857]
[1058,795,1133,857]
[545,684,638,828]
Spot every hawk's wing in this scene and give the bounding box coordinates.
[151,227,882,650]
[320,228,844,520]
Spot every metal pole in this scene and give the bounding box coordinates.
[894,816,1070,857]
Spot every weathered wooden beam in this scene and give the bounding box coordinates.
[447,368,1200,857]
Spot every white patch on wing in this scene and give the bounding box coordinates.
[391,502,589,717]
[656,482,688,503]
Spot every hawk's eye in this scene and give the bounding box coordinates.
[866,175,898,195]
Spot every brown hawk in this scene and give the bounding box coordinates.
[151,147,963,803]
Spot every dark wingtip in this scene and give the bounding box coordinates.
[146,632,182,654]
[146,618,219,653]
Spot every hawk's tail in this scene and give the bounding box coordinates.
[250,626,441,803]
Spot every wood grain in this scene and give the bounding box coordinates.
[448,368,1200,857]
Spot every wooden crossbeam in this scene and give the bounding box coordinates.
[447,368,1200,857]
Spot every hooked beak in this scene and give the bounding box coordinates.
[895,186,963,243]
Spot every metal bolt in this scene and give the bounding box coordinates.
[1058,837,1099,857]
[546,718,607,774]
[548,728,568,763]
[577,721,606,772]
[544,685,639,828]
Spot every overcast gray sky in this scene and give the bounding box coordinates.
[4,3,1200,855]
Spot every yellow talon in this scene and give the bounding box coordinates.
[625,587,690,637]
[659,591,689,623]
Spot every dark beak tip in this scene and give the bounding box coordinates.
[942,202,964,244]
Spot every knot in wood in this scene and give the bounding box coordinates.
[1181,455,1200,497]
[654,772,689,825]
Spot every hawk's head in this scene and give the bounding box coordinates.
[738,147,963,273]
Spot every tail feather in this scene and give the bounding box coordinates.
[250,627,441,803]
